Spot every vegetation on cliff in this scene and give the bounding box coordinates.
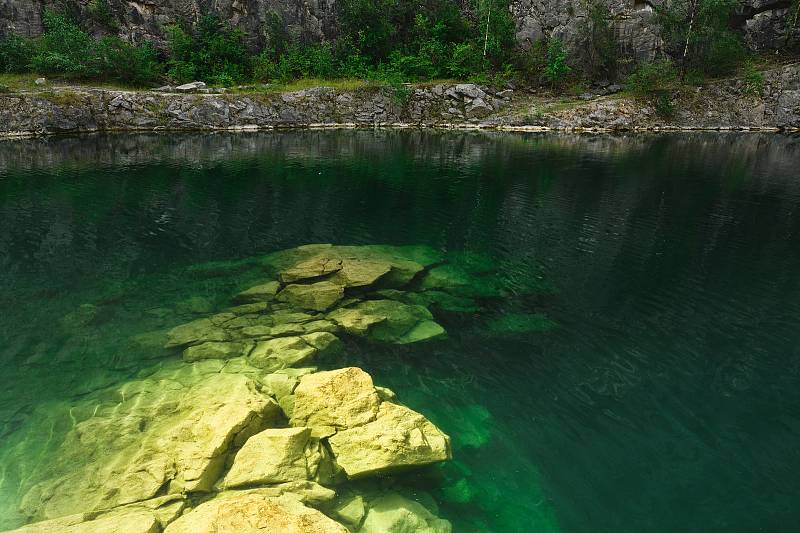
[0,0,795,94]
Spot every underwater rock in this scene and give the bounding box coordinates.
[17,368,281,522]
[7,510,160,533]
[290,367,381,430]
[291,367,451,479]
[163,493,348,533]
[359,493,452,533]
[328,402,451,478]
[223,427,312,488]
[328,299,446,344]
[277,281,345,311]
[164,317,229,348]
[332,494,366,529]
[183,341,250,362]
[61,303,99,331]
[419,264,500,298]
[233,281,280,303]
[175,296,213,315]
[248,332,341,370]
[279,255,344,284]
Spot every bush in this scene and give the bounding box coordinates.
[96,37,161,86]
[0,34,35,73]
[544,38,571,87]
[625,60,678,95]
[31,9,100,77]
[166,16,250,85]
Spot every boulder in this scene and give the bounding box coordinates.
[328,402,451,478]
[279,255,343,283]
[290,368,380,430]
[17,367,281,522]
[183,341,249,362]
[8,511,160,533]
[277,281,345,311]
[165,318,229,348]
[248,333,341,370]
[224,427,312,488]
[328,300,445,344]
[174,81,206,93]
[331,494,366,528]
[233,281,280,303]
[163,493,348,533]
[359,493,452,533]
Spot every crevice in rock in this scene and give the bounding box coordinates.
[732,0,791,26]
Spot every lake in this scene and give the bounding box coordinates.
[1,131,799,532]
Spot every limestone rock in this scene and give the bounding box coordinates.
[224,427,312,488]
[359,493,452,533]
[165,318,229,348]
[229,480,336,506]
[279,255,343,283]
[233,281,280,303]
[163,493,348,533]
[328,300,445,344]
[17,368,281,522]
[277,281,345,311]
[183,341,249,362]
[248,333,341,370]
[8,511,160,533]
[328,402,451,478]
[332,494,366,528]
[290,368,380,430]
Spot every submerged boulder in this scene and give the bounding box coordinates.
[248,332,341,370]
[359,493,452,533]
[17,367,281,522]
[163,493,347,533]
[328,402,451,478]
[290,368,451,480]
[328,300,445,344]
[277,281,345,311]
[233,281,280,303]
[223,427,312,488]
[8,510,161,533]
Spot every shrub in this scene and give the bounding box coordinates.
[742,62,764,96]
[543,38,571,87]
[625,60,678,95]
[0,34,35,73]
[31,9,100,77]
[166,16,250,85]
[580,0,617,79]
[96,37,161,86]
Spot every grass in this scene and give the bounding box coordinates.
[227,78,387,95]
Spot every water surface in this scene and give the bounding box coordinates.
[1,131,799,532]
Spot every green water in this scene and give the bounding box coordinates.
[1,131,799,532]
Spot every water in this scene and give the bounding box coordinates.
[1,131,799,532]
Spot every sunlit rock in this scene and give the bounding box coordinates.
[248,332,341,370]
[183,341,250,362]
[359,493,452,533]
[164,317,229,348]
[223,427,312,488]
[290,367,381,430]
[277,281,345,311]
[328,402,451,478]
[331,494,366,529]
[8,510,160,533]
[233,281,280,303]
[17,368,281,522]
[163,493,348,533]
[328,300,445,344]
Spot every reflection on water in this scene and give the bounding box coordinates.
[1,131,800,532]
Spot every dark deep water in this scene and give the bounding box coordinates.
[1,131,799,532]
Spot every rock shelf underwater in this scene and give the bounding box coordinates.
[0,243,554,532]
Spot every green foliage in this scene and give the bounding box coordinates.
[656,0,746,77]
[0,35,35,73]
[253,44,336,82]
[87,0,117,29]
[580,0,617,79]
[166,16,250,84]
[96,37,161,86]
[626,60,678,95]
[626,61,677,119]
[742,61,764,96]
[32,9,100,77]
[543,38,571,87]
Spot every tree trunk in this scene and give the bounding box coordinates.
[681,0,698,79]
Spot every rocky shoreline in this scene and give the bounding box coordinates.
[2,243,547,533]
[0,63,798,137]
